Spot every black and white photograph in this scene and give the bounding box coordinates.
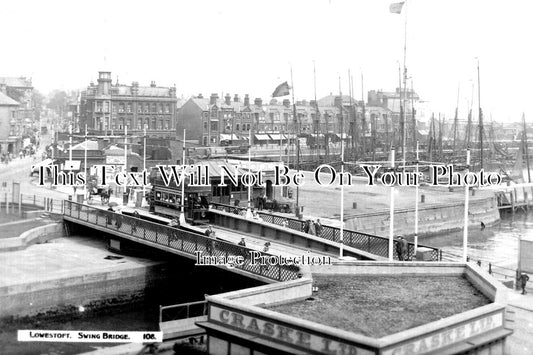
[1,0,532,354]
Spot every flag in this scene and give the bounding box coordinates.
[272,81,291,97]
[389,2,404,14]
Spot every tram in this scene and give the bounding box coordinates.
[148,167,212,225]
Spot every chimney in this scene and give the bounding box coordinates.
[225,93,231,105]
[254,98,262,107]
[244,94,250,106]
[198,93,203,99]
[334,96,343,107]
[233,94,239,103]
[131,81,139,96]
[150,81,157,87]
[210,93,219,105]
[283,99,290,108]
[0,83,6,95]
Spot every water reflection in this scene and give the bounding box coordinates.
[419,211,533,273]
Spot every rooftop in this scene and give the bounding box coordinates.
[266,274,490,338]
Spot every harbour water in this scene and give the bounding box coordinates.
[420,211,531,277]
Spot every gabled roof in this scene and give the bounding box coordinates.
[0,91,20,106]
[0,77,32,88]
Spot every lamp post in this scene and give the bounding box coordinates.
[463,148,471,262]
[180,129,186,224]
[389,146,396,261]
[414,140,419,253]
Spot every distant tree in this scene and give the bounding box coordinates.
[47,90,68,111]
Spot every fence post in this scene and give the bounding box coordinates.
[33,194,36,206]
[488,263,492,274]
[51,199,53,213]
[18,193,22,217]
[159,305,163,324]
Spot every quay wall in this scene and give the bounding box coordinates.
[0,222,63,252]
[0,262,169,320]
[345,196,499,237]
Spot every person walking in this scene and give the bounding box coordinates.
[520,273,530,295]
[315,219,323,237]
[131,210,140,232]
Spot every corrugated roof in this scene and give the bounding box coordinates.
[0,91,20,106]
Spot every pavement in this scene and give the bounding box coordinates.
[504,287,533,355]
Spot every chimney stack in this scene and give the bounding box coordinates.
[254,98,262,107]
[150,81,156,87]
[198,93,203,99]
[225,93,231,105]
[0,83,6,95]
[244,94,250,106]
[234,94,239,103]
[210,93,219,105]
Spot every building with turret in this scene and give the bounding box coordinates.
[79,71,177,139]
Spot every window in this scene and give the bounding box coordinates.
[152,103,156,113]
[166,120,170,129]
[236,124,240,131]
[127,103,132,113]
[96,101,102,112]
[158,105,163,114]
[247,124,250,130]
[210,122,218,131]
[119,103,125,113]
[203,122,208,130]
[144,104,149,113]
[113,103,117,113]
[165,104,170,113]
[138,104,142,113]
[103,101,109,112]
[11,111,16,119]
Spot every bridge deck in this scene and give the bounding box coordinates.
[63,201,303,283]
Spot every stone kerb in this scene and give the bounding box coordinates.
[0,223,63,252]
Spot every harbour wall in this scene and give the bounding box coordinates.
[0,262,170,320]
[345,195,500,237]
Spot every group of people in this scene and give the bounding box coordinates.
[302,219,323,236]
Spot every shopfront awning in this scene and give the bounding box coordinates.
[254,134,271,141]
[268,133,287,140]
[220,134,239,140]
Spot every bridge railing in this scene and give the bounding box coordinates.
[159,300,207,323]
[63,200,302,282]
[210,202,441,261]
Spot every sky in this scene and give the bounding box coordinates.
[1,0,532,122]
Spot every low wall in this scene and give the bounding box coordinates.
[214,278,313,307]
[0,262,169,320]
[345,197,500,237]
[0,222,63,252]
[209,210,385,261]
